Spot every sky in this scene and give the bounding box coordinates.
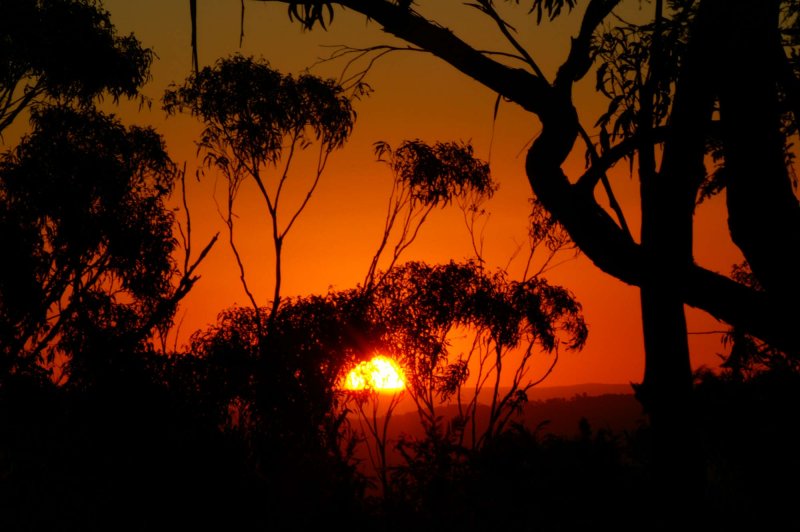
[88,0,743,387]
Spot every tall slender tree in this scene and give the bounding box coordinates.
[164,55,361,329]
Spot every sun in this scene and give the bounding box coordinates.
[343,355,406,392]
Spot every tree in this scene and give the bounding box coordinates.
[0,5,231,529]
[360,260,585,494]
[364,139,496,292]
[335,136,581,496]
[163,55,361,328]
[0,0,152,135]
[0,106,191,383]
[0,0,214,385]
[185,290,379,524]
[180,135,497,503]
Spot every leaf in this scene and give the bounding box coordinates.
[373,140,392,161]
[526,0,578,24]
[492,92,502,124]
[599,126,610,154]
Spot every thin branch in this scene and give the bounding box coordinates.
[386,203,435,274]
[469,0,547,79]
[576,125,634,240]
[0,83,43,135]
[281,142,331,238]
[534,249,581,277]
[364,180,405,290]
[240,0,246,48]
[224,172,261,315]
[179,163,192,274]
[575,127,669,191]
[312,44,425,91]
[272,130,302,214]
[460,200,491,264]
[190,0,199,71]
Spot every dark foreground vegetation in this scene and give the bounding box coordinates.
[2,363,799,530]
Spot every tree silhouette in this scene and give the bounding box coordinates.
[0,0,212,385]
[178,125,584,507]
[0,0,152,135]
[0,106,189,383]
[185,290,379,525]
[361,261,586,492]
[6,0,791,526]
[0,5,231,530]
[332,137,583,501]
[163,55,362,328]
[364,139,496,292]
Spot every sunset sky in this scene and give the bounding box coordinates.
[53,0,744,387]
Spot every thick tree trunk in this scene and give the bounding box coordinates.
[718,0,800,305]
[636,1,717,515]
[638,178,699,520]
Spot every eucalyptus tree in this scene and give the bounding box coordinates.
[0,0,207,385]
[186,288,382,522]
[0,0,152,136]
[369,260,586,442]
[0,106,190,383]
[163,55,361,328]
[364,139,496,292]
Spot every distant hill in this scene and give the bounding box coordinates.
[516,392,645,436]
[348,388,646,479]
[523,382,635,402]
[385,382,636,415]
[379,391,643,442]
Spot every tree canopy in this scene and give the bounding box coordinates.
[0,0,153,134]
[0,106,180,382]
[164,54,360,323]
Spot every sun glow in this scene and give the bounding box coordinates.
[343,355,406,392]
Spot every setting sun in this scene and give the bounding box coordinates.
[343,355,406,392]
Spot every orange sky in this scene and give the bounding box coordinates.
[90,0,742,387]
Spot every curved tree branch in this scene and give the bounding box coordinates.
[252,0,800,357]
[261,0,553,114]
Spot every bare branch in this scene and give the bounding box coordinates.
[260,0,552,114]
[469,0,547,78]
